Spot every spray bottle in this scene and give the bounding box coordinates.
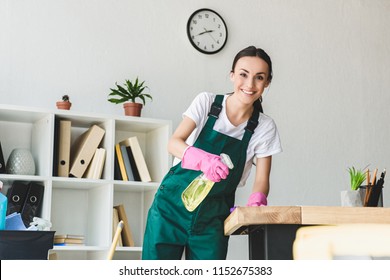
[181,153,234,212]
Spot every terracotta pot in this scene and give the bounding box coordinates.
[56,101,72,110]
[123,102,143,117]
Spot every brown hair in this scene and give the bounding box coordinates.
[231,46,273,82]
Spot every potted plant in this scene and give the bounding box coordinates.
[56,95,72,110]
[107,77,152,117]
[348,166,367,191]
[341,166,367,207]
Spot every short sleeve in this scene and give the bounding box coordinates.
[182,92,214,127]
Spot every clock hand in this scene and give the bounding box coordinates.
[197,29,215,36]
[204,28,217,43]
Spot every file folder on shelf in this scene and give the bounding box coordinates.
[114,204,134,247]
[20,182,44,227]
[84,148,106,179]
[124,145,141,181]
[6,181,29,215]
[120,144,134,181]
[69,124,105,178]
[119,136,151,182]
[115,143,128,181]
[114,150,122,180]
[57,120,72,177]
[6,181,44,227]
[112,207,123,247]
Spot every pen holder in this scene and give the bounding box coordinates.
[359,185,383,207]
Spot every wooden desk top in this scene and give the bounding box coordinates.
[224,206,390,235]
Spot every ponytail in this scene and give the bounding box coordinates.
[253,97,263,113]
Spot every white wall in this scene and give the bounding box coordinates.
[1,0,390,259]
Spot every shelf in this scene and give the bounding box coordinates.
[52,245,106,251]
[0,174,49,183]
[0,105,171,259]
[0,104,50,123]
[52,177,111,189]
[116,246,142,252]
[113,181,159,192]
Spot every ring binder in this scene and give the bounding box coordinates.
[0,141,6,173]
[6,181,29,215]
[69,124,105,178]
[20,182,44,227]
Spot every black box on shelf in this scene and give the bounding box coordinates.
[0,230,55,260]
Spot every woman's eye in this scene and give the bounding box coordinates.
[240,73,247,78]
[256,76,264,80]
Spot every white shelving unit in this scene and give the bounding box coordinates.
[0,104,172,260]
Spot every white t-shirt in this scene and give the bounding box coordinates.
[178,92,282,188]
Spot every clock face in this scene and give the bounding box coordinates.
[187,9,228,54]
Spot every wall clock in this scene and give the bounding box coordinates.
[186,8,228,55]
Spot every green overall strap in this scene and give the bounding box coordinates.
[204,95,224,129]
[242,107,259,144]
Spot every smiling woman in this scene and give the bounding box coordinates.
[142,45,282,260]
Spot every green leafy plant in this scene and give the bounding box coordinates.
[347,166,367,190]
[62,95,70,102]
[107,77,152,106]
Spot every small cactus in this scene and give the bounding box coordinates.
[57,95,72,110]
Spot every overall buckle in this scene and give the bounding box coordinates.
[208,103,222,118]
[245,119,259,134]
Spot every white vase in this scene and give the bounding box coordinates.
[341,190,363,207]
[6,148,36,175]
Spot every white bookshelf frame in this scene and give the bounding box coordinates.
[0,104,172,260]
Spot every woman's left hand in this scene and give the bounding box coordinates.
[246,192,268,206]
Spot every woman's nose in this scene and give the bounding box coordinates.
[246,78,255,88]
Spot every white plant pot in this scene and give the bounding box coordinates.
[341,190,363,207]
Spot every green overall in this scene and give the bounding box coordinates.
[142,95,259,260]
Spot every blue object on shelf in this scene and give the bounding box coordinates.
[5,213,27,230]
[0,188,7,230]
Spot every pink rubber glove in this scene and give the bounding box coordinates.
[246,192,268,206]
[181,146,229,182]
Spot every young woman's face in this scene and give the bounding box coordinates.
[230,56,270,105]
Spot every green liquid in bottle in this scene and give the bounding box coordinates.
[181,153,233,212]
[181,174,214,212]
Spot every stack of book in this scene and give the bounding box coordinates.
[53,120,153,183]
[114,136,151,182]
[53,119,106,179]
[114,204,134,247]
[54,234,85,246]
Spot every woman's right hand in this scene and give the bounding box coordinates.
[181,146,229,182]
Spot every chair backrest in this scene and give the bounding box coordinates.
[293,224,390,260]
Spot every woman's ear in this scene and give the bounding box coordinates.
[229,71,234,81]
